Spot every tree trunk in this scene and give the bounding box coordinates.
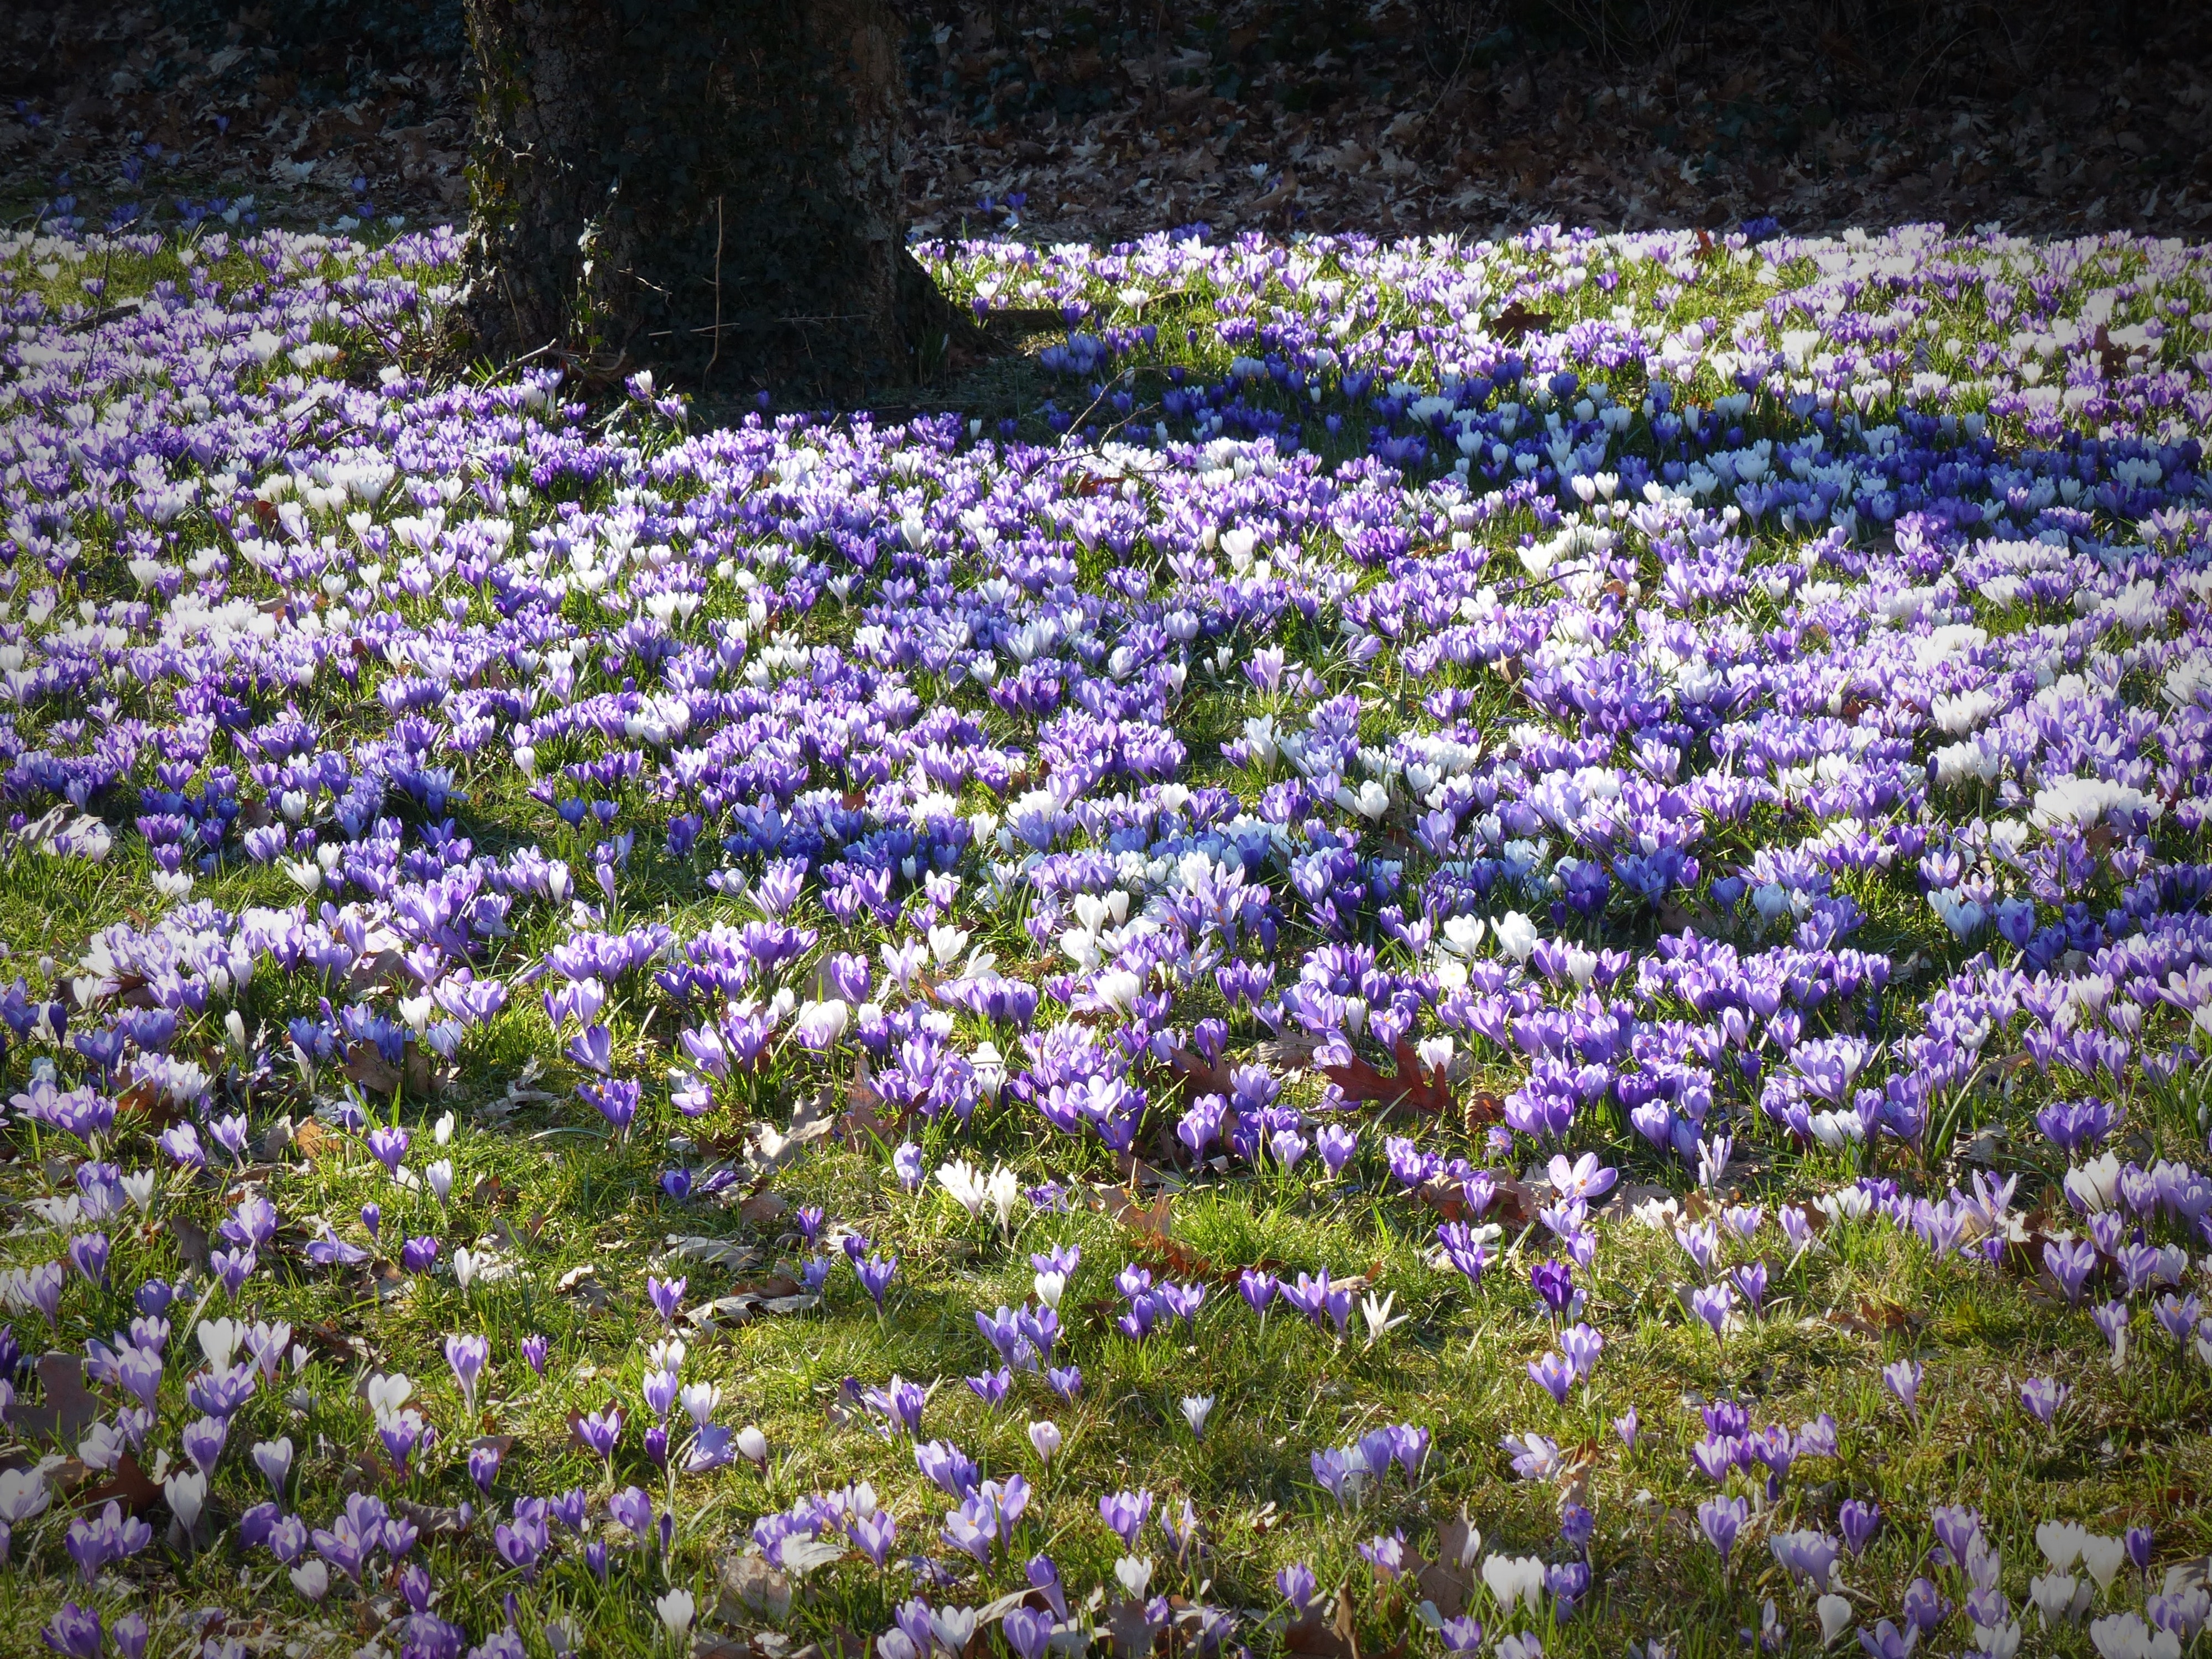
[457,0,964,398]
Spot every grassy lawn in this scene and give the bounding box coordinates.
[0,211,2205,1659]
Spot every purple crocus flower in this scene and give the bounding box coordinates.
[1439,1616,1485,1654]
[1527,1351,1575,1405]
[849,1509,899,1568]
[493,1510,546,1582]
[2041,1239,2097,1306]
[609,1485,654,1542]
[1238,1269,1279,1314]
[647,1275,686,1323]
[367,1126,410,1173]
[307,1225,368,1266]
[1314,1123,1359,1176]
[181,1414,227,1477]
[185,1363,256,1420]
[1098,1488,1152,1547]
[1771,1529,1841,1589]
[1690,1504,1743,1566]
[212,1245,257,1297]
[1310,1446,1369,1506]
[572,1406,624,1464]
[116,1346,163,1411]
[1003,1608,1052,1659]
[1882,1358,1923,1422]
[864,1376,928,1437]
[41,1603,102,1659]
[856,1252,898,1313]
[1689,1282,1734,1342]
[1529,1258,1576,1317]
[400,1236,440,1275]
[251,1437,291,1499]
[1840,1500,1881,1557]
[444,1333,490,1417]
[1929,1505,1981,1567]
[66,1232,109,1288]
[110,1612,149,1659]
[1559,1322,1604,1380]
[1900,1578,1950,1634]
[469,1442,503,1494]
[1437,1222,1489,1286]
[578,1077,640,1135]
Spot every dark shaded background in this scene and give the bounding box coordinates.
[1,0,2206,239]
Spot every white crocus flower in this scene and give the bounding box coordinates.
[1493,910,1539,962]
[936,1160,987,1217]
[1439,914,1486,956]
[655,1589,697,1643]
[0,1468,50,1525]
[165,1469,208,1528]
[198,1318,244,1372]
[1482,1553,1547,1614]
[1817,1595,1855,1645]
[1028,1420,1061,1464]
[1360,1290,1408,1348]
[983,1165,1022,1231]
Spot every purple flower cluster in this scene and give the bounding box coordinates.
[0,211,2207,1652]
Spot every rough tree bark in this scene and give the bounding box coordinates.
[456,0,967,397]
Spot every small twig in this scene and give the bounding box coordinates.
[497,337,564,378]
[705,195,726,386]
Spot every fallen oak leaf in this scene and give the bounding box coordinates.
[1486,299,1554,341]
[1159,1045,1237,1107]
[1103,1595,1156,1659]
[1416,1510,1481,1618]
[390,1495,473,1537]
[736,1192,789,1228]
[4,1354,102,1444]
[112,1077,182,1134]
[717,1548,794,1624]
[166,1215,212,1274]
[729,1273,806,1300]
[301,1321,374,1366]
[661,1235,762,1274]
[342,1040,403,1096]
[81,1450,164,1516]
[1282,1614,1354,1659]
[1321,1039,1453,1116]
[1098,1185,1174,1243]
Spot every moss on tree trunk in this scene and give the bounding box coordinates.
[457,0,963,398]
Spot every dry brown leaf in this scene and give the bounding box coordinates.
[81,1451,164,1516]
[737,1192,789,1228]
[4,1354,102,1444]
[1320,1038,1454,1117]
